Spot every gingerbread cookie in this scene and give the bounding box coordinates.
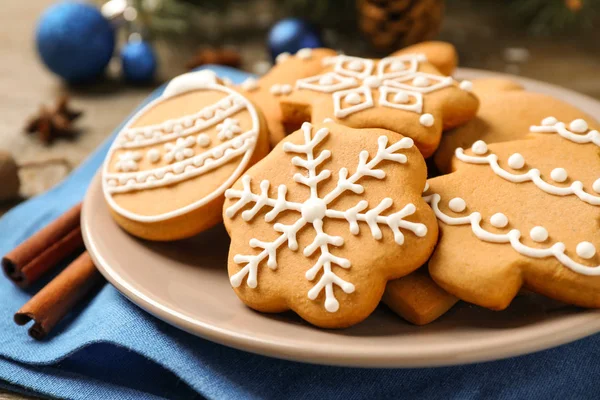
[223,121,438,328]
[383,268,458,325]
[275,48,478,158]
[102,70,270,241]
[425,117,600,310]
[434,78,599,173]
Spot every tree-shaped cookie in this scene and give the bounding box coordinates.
[238,41,466,150]
[223,121,438,328]
[275,49,478,158]
[425,118,600,310]
[434,78,600,173]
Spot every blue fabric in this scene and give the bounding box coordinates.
[1,66,599,400]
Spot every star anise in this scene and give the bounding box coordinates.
[186,48,242,70]
[25,95,83,145]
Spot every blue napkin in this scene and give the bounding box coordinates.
[1,66,599,400]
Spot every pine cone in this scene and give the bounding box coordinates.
[358,0,445,50]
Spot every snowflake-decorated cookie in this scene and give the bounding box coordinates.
[102,70,270,241]
[434,78,599,173]
[223,121,438,328]
[425,118,600,310]
[273,47,478,158]
[240,41,468,150]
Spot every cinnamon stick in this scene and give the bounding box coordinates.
[2,203,83,288]
[14,252,103,340]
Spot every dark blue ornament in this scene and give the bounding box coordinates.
[268,18,323,62]
[121,40,157,83]
[36,2,115,83]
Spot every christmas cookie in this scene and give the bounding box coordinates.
[102,70,270,241]
[383,268,458,325]
[276,48,478,158]
[434,78,599,173]
[223,121,438,328]
[425,118,600,310]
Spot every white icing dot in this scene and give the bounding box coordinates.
[412,76,430,87]
[390,61,406,72]
[530,226,548,243]
[197,134,211,147]
[448,197,466,213]
[183,117,194,128]
[241,77,258,91]
[393,91,409,103]
[319,75,334,85]
[490,213,508,228]
[202,109,213,119]
[344,92,362,105]
[459,80,473,92]
[280,84,292,94]
[508,153,525,169]
[147,149,161,163]
[323,118,334,123]
[364,76,381,88]
[550,168,568,183]
[576,242,596,259]
[541,116,558,126]
[569,119,588,133]
[347,60,363,71]
[275,52,290,64]
[471,140,488,155]
[593,178,600,194]
[296,48,312,60]
[419,113,435,127]
[173,164,185,174]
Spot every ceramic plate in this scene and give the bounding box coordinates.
[82,69,600,367]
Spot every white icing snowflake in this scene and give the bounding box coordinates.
[217,118,242,141]
[295,54,456,123]
[116,151,142,172]
[164,137,196,163]
[225,123,428,312]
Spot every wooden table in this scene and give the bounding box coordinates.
[1,0,598,398]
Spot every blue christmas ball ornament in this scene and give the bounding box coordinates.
[268,18,323,62]
[36,2,115,83]
[121,40,157,83]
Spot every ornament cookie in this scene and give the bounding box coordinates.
[426,118,600,310]
[277,49,478,158]
[223,121,438,328]
[434,78,599,173]
[102,70,269,241]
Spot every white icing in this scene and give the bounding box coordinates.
[576,242,596,259]
[455,139,600,207]
[569,119,588,133]
[550,168,568,183]
[459,80,473,91]
[270,83,292,96]
[530,226,548,242]
[323,118,334,123]
[102,73,261,223]
[419,113,434,127]
[594,178,600,194]
[296,48,312,60]
[147,149,161,163]
[490,213,508,228]
[164,137,195,163]
[425,193,600,276]
[471,140,488,155]
[241,77,258,91]
[542,116,558,126]
[225,123,426,312]
[507,153,525,169]
[217,118,242,141]
[448,197,466,213]
[296,54,455,119]
[276,52,290,64]
[116,151,142,172]
[529,119,600,146]
[344,92,362,105]
[196,133,211,147]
